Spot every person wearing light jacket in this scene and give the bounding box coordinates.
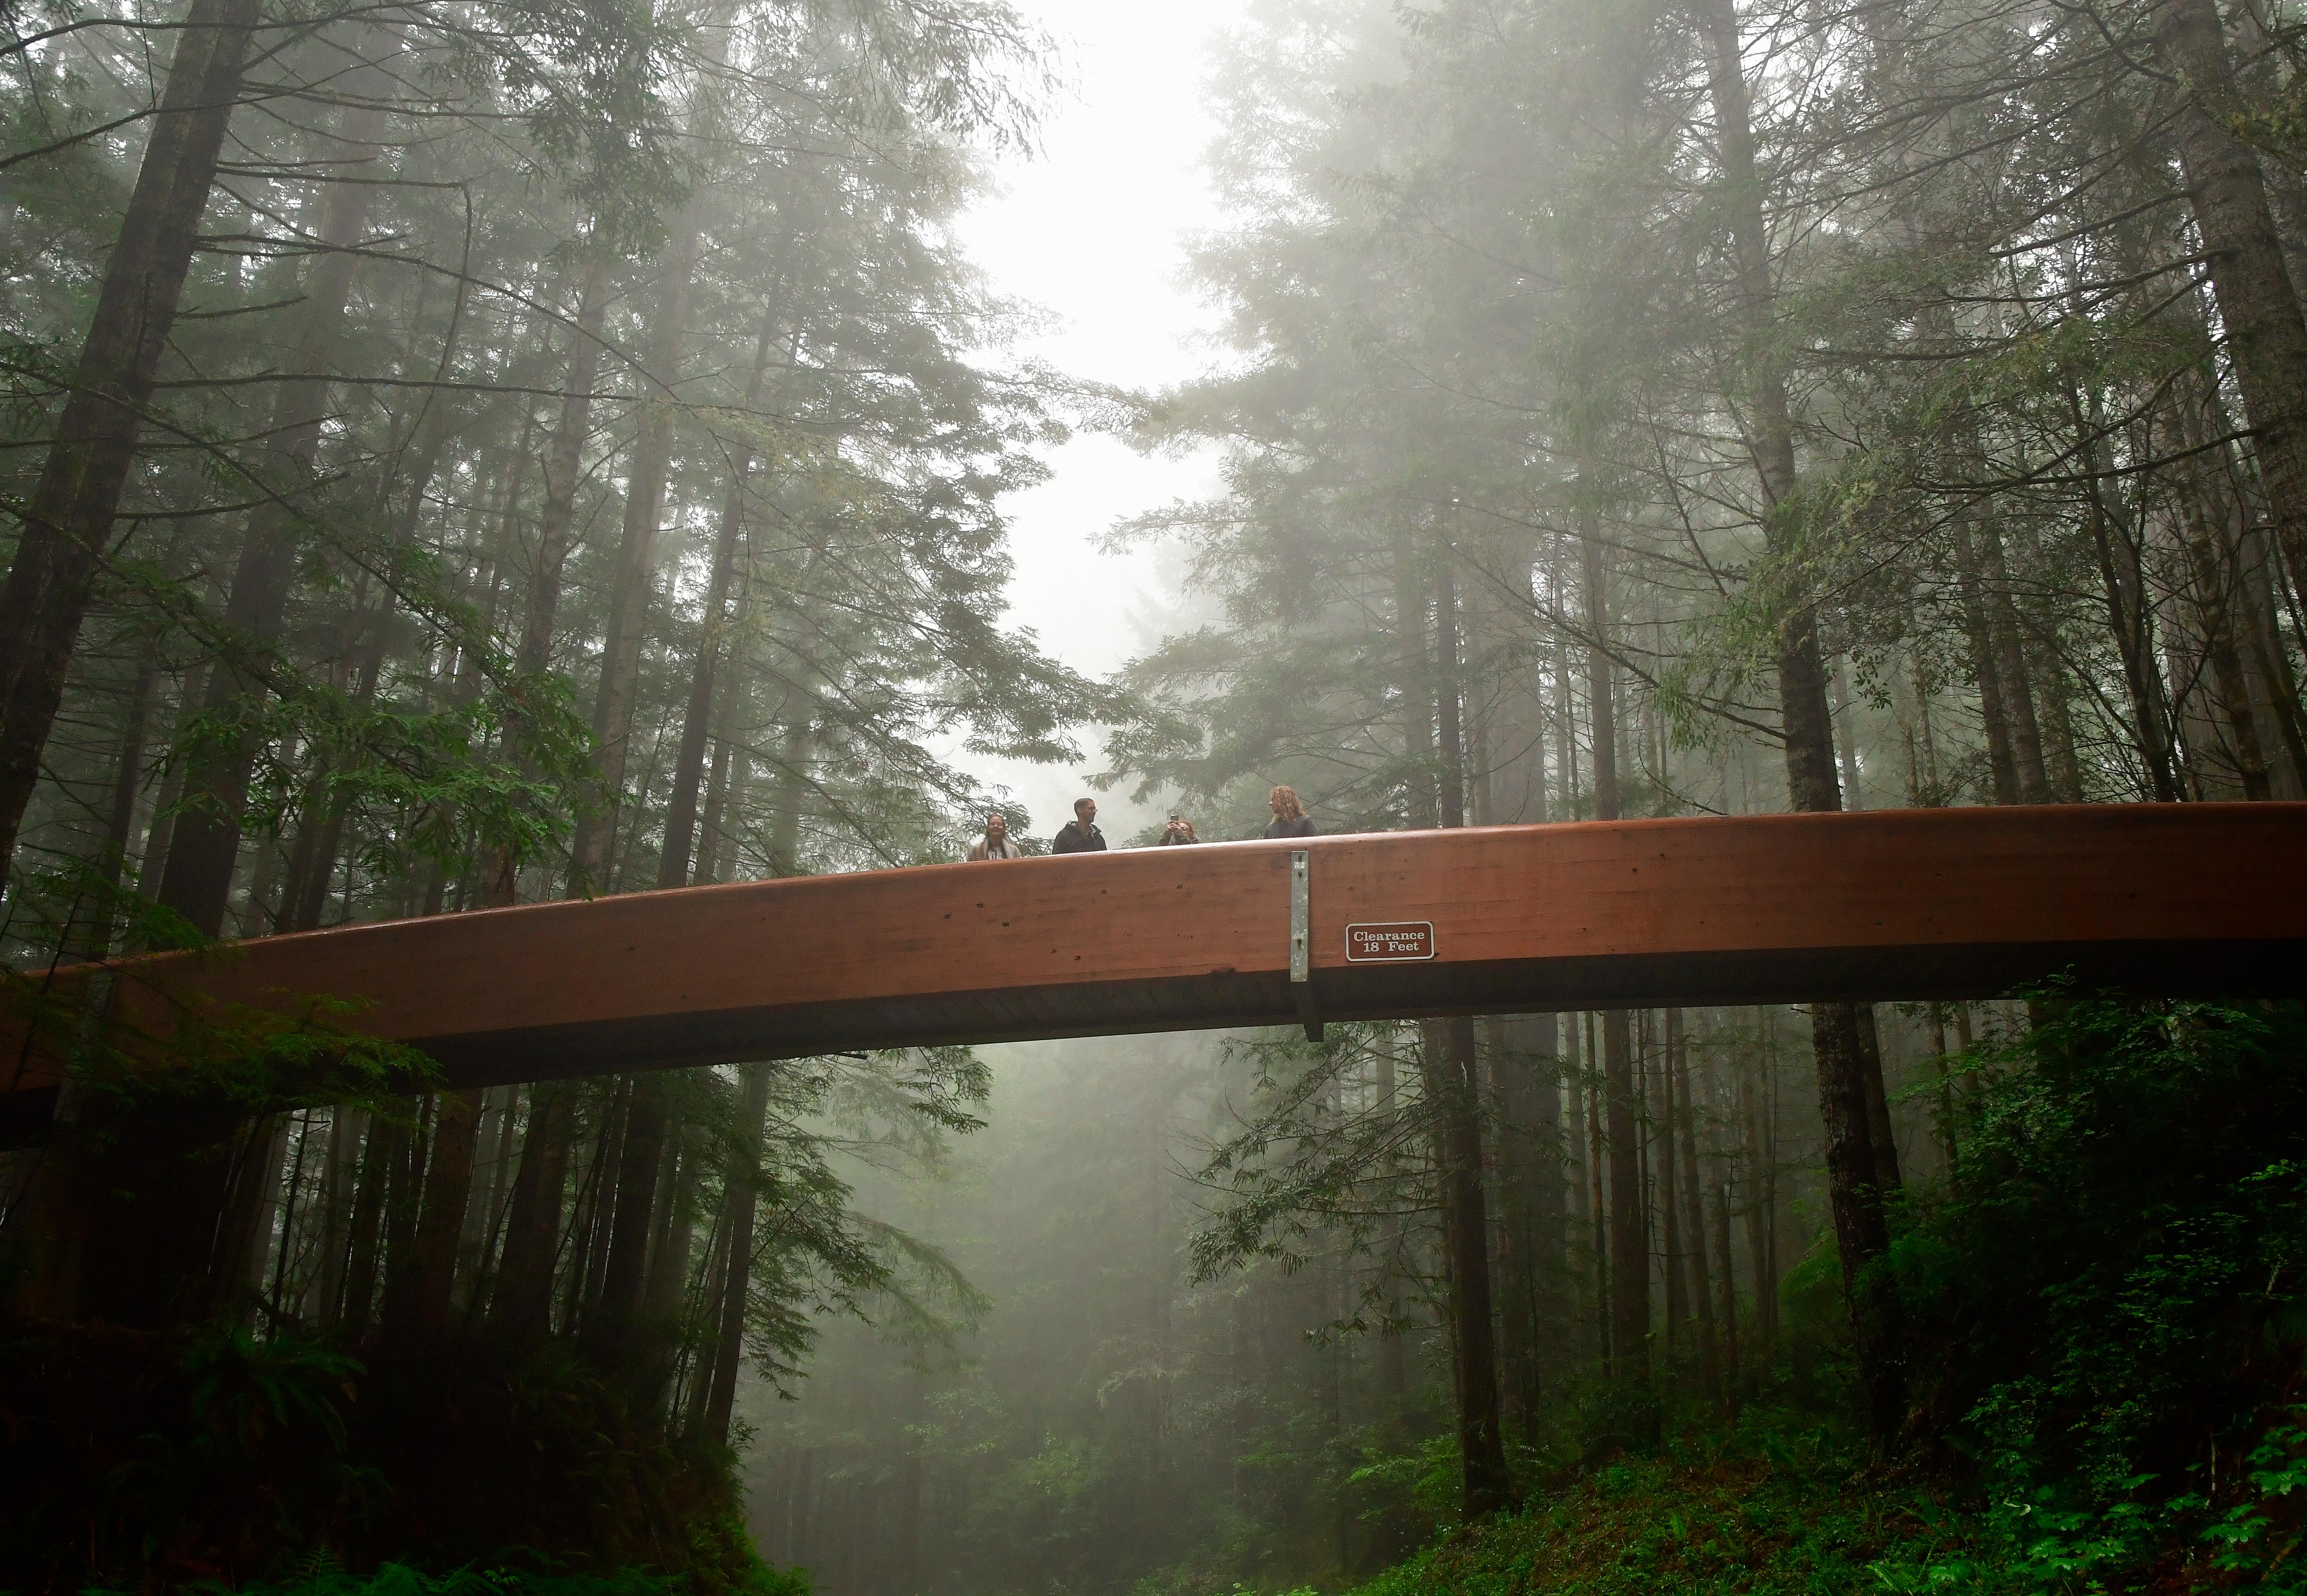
[967,812,1024,859]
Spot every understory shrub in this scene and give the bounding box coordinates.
[1884,995,2307,1587]
[0,1319,785,1593]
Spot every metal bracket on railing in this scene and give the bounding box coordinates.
[1290,849,1322,1044]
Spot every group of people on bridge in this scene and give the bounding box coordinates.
[964,786,1316,860]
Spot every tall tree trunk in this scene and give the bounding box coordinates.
[2173,378,2279,798]
[1436,565,1469,829]
[1374,1035,1408,1412]
[1579,499,1620,823]
[702,1061,774,1444]
[133,668,199,903]
[1425,565,1512,1514]
[1979,526,2052,802]
[219,1115,288,1309]
[1674,1025,1718,1393]
[491,1082,575,1338]
[1561,1010,1593,1362]
[1580,517,1647,1406]
[1950,516,2025,804]
[1928,1005,1960,1169]
[392,1087,482,1339]
[589,1073,671,1379]
[694,645,749,884]
[156,83,390,936]
[1655,1013,1686,1363]
[1418,1017,1514,1518]
[464,1087,522,1316]
[1587,1026,1612,1367]
[284,417,454,931]
[308,1106,363,1319]
[480,316,610,1298]
[659,305,783,887]
[2067,379,2181,798]
[2157,0,2307,628]
[634,1120,696,1414]
[1493,1013,1557,1438]
[355,383,485,1335]
[731,724,810,891]
[569,209,705,892]
[1553,605,1582,818]
[490,255,614,903]
[567,1081,630,1337]
[282,583,393,931]
[2240,553,2307,795]
[339,1117,396,1330]
[375,1099,432,1333]
[1393,526,1437,825]
[1740,1023,1781,1347]
[1698,0,1904,1448]
[0,0,258,883]
[1487,1016,1535,1439]
[2034,652,2087,802]
[1602,1009,1647,1394]
[1713,1176,1741,1418]
[79,638,159,958]
[1856,1005,1902,1192]
[527,261,617,684]
[1487,539,1549,824]
[682,1204,734,1432]
[1831,659,1866,810]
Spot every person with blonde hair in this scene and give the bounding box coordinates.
[967,811,1023,860]
[1264,785,1315,839]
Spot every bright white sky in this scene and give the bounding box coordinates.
[948,0,1238,843]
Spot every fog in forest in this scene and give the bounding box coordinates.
[5,0,2307,1588]
[730,1014,1865,1596]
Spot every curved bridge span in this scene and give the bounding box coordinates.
[6,804,2304,1114]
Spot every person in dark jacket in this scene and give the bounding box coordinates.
[1052,797,1107,853]
[1264,785,1316,838]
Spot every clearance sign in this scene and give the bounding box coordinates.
[1344,921,1435,962]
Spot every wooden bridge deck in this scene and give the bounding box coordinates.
[3,804,2301,1133]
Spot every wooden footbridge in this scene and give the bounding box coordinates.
[4,803,2302,1142]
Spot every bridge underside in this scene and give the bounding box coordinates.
[2,804,2301,1140]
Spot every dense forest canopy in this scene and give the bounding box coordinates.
[1,0,2305,1588]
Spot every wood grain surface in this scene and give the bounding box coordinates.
[2,804,2300,1132]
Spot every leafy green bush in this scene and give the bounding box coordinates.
[1881,994,2307,1588]
[1312,1449,1943,1596]
[0,1319,784,1592]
